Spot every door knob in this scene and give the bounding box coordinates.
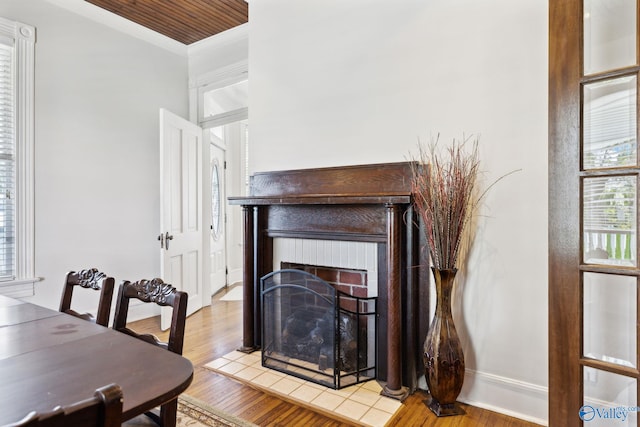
[165,232,174,250]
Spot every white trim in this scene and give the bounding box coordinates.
[190,60,249,91]
[458,369,549,426]
[0,277,42,298]
[15,21,36,285]
[201,108,249,129]
[0,277,42,286]
[194,61,248,127]
[124,300,160,323]
[0,17,36,298]
[227,268,243,287]
[42,0,187,56]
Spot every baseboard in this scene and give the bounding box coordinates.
[227,268,242,287]
[458,369,548,426]
[124,300,160,323]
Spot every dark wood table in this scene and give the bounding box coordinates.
[0,295,193,424]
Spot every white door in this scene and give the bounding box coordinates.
[159,109,204,330]
[210,136,227,295]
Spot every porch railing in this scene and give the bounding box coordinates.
[584,229,635,263]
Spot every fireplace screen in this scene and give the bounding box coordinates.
[261,269,377,389]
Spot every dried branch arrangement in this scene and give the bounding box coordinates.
[410,135,482,270]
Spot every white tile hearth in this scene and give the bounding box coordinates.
[204,351,403,427]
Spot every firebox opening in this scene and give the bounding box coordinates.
[261,269,377,389]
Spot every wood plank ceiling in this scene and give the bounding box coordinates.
[84,0,248,45]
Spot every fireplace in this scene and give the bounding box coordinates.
[261,269,376,389]
[228,162,430,400]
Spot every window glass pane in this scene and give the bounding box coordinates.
[583,76,637,170]
[203,80,248,118]
[583,272,636,368]
[583,370,637,425]
[583,176,637,266]
[211,160,221,240]
[584,0,637,75]
[0,43,15,280]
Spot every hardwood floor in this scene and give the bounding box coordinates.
[130,288,543,427]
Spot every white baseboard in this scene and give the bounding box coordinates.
[457,369,548,426]
[227,268,242,288]
[124,300,160,323]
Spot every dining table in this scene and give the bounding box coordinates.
[0,294,194,424]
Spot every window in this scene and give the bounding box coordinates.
[0,17,36,297]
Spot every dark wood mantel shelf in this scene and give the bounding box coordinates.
[229,194,412,205]
[228,162,430,401]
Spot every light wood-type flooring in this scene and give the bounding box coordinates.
[130,287,543,427]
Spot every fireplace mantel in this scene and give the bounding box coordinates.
[228,162,429,400]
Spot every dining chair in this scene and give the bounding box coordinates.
[5,383,122,427]
[59,268,115,327]
[113,278,188,427]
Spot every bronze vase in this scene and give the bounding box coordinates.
[423,267,465,416]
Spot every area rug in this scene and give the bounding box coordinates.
[126,394,256,427]
[219,285,243,301]
[178,394,257,427]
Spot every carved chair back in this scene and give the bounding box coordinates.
[112,279,187,427]
[6,383,122,427]
[59,268,115,327]
[112,278,187,355]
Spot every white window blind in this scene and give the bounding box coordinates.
[0,42,14,280]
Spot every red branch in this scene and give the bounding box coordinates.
[410,135,480,270]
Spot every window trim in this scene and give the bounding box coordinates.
[0,17,39,297]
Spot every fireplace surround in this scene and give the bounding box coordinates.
[228,162,430,400]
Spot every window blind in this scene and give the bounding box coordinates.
[0,43,15,281]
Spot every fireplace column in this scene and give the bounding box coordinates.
[239,205,258,352]
[381,203,409,401]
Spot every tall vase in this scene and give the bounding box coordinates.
[423,267,465,416]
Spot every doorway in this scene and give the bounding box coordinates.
[197,72,248,297]
[208,120,248,295]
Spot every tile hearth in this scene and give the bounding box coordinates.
[205,351,403,426]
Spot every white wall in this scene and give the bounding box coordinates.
[188,24,248,83]
[2,0,189,318]
[249,0,548,423]
[2,0,550,421]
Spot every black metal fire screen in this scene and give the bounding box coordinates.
[261,269,377,389]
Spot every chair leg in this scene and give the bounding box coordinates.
[160,399,177,427]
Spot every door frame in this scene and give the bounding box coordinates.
[549,1,640,425]
[209,133,228,295]
[192,62,248,297]
[548,1,582,422]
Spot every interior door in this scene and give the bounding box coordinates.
[210,134,227,295]
[159,109,204,330]
[550,1,640,425]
